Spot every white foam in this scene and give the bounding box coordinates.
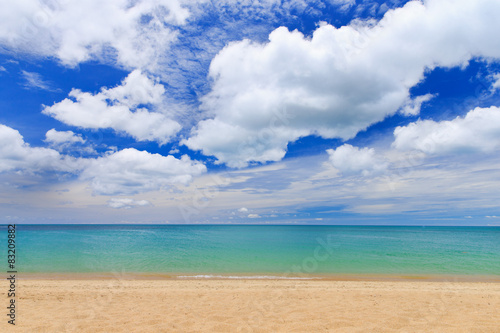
[176,275,320,280]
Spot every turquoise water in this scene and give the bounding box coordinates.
[1,225,499,276]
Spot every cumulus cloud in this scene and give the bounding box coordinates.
[238,207,249,213]
[248,213,261,218]
[43,70,181,144]
[45,129,85,145]
[0,124,81,173]
[0,0,191,70]
[393,106,500,154]
[327,144,388,176]
[1,124,206,195]
[107,198,152,209]
[185,0,500,167]
[44,128,95,154]
[80,148,206,195]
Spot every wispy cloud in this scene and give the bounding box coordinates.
[20,70,61,92]
[491,73,500,92]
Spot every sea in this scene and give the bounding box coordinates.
[1,225,499,278]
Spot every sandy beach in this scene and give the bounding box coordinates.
[1,278,499,332]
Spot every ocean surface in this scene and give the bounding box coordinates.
[1,225,499,277]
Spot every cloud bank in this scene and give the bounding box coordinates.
[1,124,206,196]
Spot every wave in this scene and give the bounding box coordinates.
[176,275,320,280]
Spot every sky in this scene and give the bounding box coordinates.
[1,0,500,225]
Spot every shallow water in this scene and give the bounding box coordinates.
[2,225,499,276]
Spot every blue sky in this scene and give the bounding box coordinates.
[1,0,500,225]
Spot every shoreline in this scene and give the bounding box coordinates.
[14,271,500,282]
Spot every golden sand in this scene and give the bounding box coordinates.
[2,278,499,332]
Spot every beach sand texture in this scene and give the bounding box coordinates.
[1,279,499,332]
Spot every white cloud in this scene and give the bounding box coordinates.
[107,198,152,209]
[3,142,500,223]
[238,207,248,213]
[0,124,81,174]
[327,144,388,176]
[491,73,500,91]
[393,106,500,154]
[1,124,206,196]
[400,93,435,116]
[329,0,356,11]
[248,213,261,218]
[152,0,333,102]
[168,148,180,154]
[185,0,500,167]
[0,66,6,72]
[44,129,94,154]
[43,70,181,144]
[45,129,85,145]
[0,0,191,70]
[0,0,327,101]
[80,148,206,195]
[20,70,60,92]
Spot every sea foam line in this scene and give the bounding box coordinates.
[176,275,320,280]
